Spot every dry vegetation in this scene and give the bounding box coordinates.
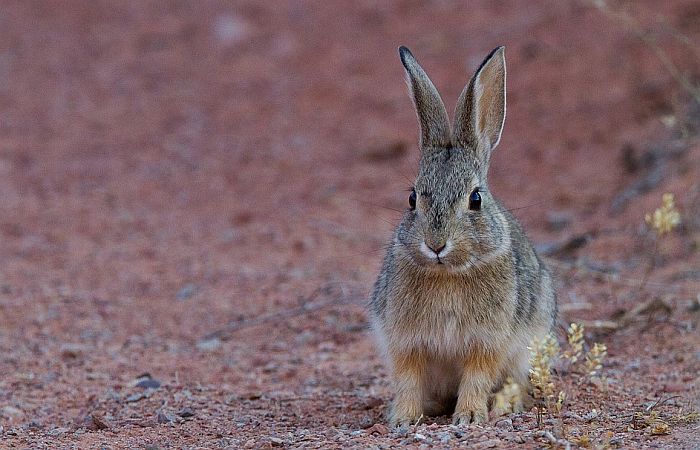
[518,191,698,448]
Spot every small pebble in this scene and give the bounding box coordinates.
[366,423,389,436]
[438,431,452,443]
[125,391,153,402]
[136,378,161,389]
[583,409,599,422]
[157,410,174,424]
[59,343,86,359]
[363,397,383,409]
[358,415,373,429]
[178,407,195,418]
[1,406,22,418]
[610,435,624,446]
[474,438,501,448]
[176,284,197,301]
[89,413,112,430]
[394,425,409,437]
[495,417,514,431]
[196,338,222,352]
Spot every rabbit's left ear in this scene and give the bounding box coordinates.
[453,47,506,169]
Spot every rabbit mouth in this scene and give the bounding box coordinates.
[417,240,455,268]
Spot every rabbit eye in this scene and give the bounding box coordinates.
[469,189,481,211]
[409,190,417,210]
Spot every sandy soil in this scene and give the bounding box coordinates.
[0,0,699,448]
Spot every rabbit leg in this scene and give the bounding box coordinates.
[506,349,535,413]
[389,351,426,427]
[490,351,532,418]
[453,348,501,425]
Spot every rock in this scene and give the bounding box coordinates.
[474,439,501,448]
[583,409,599,422]
[125,390,154,402]
[157,410,174,424]
[178,407,195,418]
[49,427,71,436]
[243,392,262,401]
[131,373,161,389]
[196,337,222,352]
[262,362,277,373]
[438,431,452,443]
[1,406,22,418]
[366,423,389,436]
[89,413,112,430]
[136,378,161,389]
[176,284,197,301]
[358,415,373,429]
[60,343,86,359]
[609,435,624,446]
[269,437,285,447]
[495,417,514,431]
[394,425,409,437]
[363,397,383,409]
[213,14,250,46]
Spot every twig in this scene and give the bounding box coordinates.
[546,258,696,297]
[588,0,700,104]
[635,237,659,297]
[537,430,572,450]
[202,283,362,341]
[647,395,682,412]
[578,320,619,332]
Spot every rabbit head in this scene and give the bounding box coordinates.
[396,46,509,272]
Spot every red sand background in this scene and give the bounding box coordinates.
[0,1,698,448]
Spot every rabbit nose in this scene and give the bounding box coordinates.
[427,243,446,255]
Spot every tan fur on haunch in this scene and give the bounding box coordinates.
[369,47,557,427]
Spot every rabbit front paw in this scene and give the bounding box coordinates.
[452,404,488,426]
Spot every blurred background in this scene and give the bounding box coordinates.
[0,0,698,447]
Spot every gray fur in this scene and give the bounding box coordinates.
[369,46,557,427]
[399,46,452,150]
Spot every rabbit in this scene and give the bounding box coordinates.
[369,46,557,427]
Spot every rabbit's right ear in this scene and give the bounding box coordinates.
[399,46,452,150]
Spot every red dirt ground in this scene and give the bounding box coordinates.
[1,1,699,448]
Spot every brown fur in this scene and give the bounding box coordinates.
[369,47,557,427]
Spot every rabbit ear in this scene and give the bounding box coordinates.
[399,46,452,150]
[453,47,506,169]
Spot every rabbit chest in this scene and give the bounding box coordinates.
[387,272,516,357]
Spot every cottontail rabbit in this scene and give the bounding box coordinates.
[369,46,557,427]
